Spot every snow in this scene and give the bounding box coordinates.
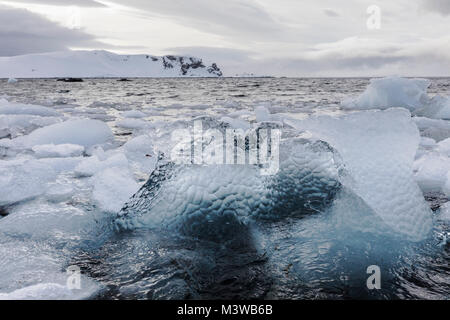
[15,119,114,148]
[294,108,433,241]
[32,144,85,158]
[0,50,223,78]
[92,167,139,213]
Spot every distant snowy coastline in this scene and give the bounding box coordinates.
[0,50,223,78]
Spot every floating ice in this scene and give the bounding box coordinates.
[440,202,450,221]
[74,153,129,177]
[255,106,271,122]
[342,77,431,111]
[342,77,450,121]
[293,108,432,241]
[0,115,61,139]
[121,135,156,174]
[115,131,342,242]
[413,152,450,193]
[92,167,139,213]
[0,99,61,117]
[6,78,18,84]
[32,144,85,158]
[0,159,57,207]
[116,118,152,130]
[413,117,450,142]
[122,110,147,118]
[16,119,114,148]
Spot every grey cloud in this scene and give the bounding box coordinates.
[0,6,106,56]
[4,0,106,7]
[323,9,340,17]
[422,0,450,15]
[109,0,288,41]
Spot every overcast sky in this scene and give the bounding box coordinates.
[0,0,449,76]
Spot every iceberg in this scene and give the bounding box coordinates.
[342,76,450,120]
[342,77,431,111]
[292,108,433,241]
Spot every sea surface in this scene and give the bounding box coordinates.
[0,77,449,300]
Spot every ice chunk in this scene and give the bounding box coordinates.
[16,119,114,148]
[121,135,156,174]
[437,137,450,157]
[0,159,57,207]
[444,173,450,197]
[116,118,152,130]
[74,153,129,177]
[255,106,271,122]
[219,116,251,130]
[0,99,61,117]
[342,77,430,111]
[413,117,450,142]
[115,137,342,242]
[6,78,18,84]
[122,110,147,118]
[0,115,62,139]
[0,282,98,300]
[294,108,432,241]
[415,95,450,120]
[439,201,450,220]
[413,152,450,193]
[32,144,84,158]
[45,183,75,202]
[92,167,139,213]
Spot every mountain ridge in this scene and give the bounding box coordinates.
[0,50,223,78]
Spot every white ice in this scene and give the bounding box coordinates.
[15,119,114,148]
[92,167,139,213]
[32,143,85,158]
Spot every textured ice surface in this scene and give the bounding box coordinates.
[115,136,343,242]
[342,77,431,111]
[294,108,432,240]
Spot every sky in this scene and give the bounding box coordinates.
[0,0,449,76]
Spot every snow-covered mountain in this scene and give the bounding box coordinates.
[0,50,223,78]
